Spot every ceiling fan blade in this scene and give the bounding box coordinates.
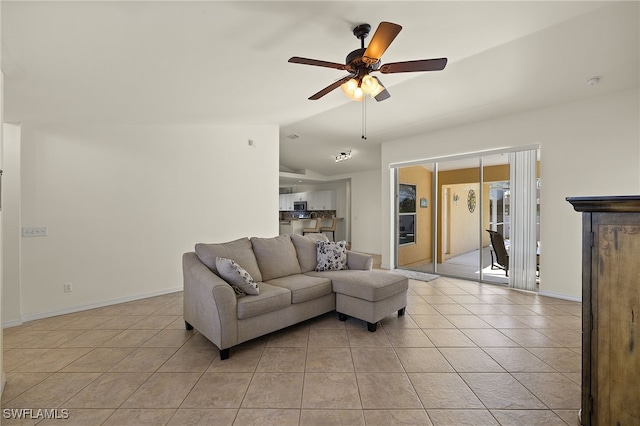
[373,77,390,102]
[380,58,448,74]
[363,22,402,63]
[309,75,353,100]
[288,56,347,70]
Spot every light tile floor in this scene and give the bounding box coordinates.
[2,276,582,425]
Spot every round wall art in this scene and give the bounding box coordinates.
[467,189,476,213]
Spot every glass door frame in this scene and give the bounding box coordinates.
[391,145,539,284]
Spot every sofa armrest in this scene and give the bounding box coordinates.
[346,250,374,270]
[183,252,239,350]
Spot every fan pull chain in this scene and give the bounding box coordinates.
[361,95,367,140]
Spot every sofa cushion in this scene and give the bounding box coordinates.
[236,282,291,320]
[265,274,332,304]
[315,240,348,272]
[216,257,260,296]
[305,270,408,302]
[195,237,263,282]
[290,233,329,273]
[250,235,301,281]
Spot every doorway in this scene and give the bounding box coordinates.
[394,148,539,286]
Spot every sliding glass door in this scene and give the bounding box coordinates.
[396,163,435,274]
[394,148,539,287]
[437,157,482,280]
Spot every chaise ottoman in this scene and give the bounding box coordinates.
[307,269,409,331]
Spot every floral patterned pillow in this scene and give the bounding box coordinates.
[315,241,348,272]
[216,257,260,297]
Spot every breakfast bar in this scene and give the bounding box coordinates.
[278,217,341,238]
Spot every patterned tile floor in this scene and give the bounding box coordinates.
[1,276,582,425]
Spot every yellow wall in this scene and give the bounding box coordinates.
[398,166,432,267]
[440,182,491,260]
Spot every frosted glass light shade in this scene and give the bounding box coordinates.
[360,75,380,94]
[341,78,364,101]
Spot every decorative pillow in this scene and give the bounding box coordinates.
[316,240,348,272]
[216,257,260,297]
[291,233,329,273]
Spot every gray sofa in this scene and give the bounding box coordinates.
[183,233,408,359]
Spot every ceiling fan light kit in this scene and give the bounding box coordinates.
[341,74,385,101]
[288,21,447,102]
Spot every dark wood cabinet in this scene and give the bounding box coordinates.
[567,196,640,426]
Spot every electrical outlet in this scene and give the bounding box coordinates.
[22,227,48,237]
[64,282,73,293]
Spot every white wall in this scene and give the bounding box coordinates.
[1,0,5,392]
[350,169,383,255]
[380,89,640,299]
[11,124,278,321]
[0,90,5,399]
[2,124,21,325]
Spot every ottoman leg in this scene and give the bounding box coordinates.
[220,348,230,360]
[185,321,194,330]
[338,312,349,321]
[367,322,377,332]
[398,307,406,316]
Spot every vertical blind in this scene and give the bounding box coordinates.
[508,149,538,291]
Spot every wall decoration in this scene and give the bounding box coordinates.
[467,189,476,213]
[420,197,428,208]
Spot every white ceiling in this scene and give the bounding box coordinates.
[3,1,639,184]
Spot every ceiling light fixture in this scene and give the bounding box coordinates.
[340,74,385,102]
[335,150,352,163]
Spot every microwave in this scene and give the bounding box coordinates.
[293,201,307,211]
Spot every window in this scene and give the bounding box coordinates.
[399,184,416,245]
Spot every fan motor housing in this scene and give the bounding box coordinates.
[345,48,380,73]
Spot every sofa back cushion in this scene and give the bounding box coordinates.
[250,235,301,281]
[290,233,329,273]
[195,237,263,283]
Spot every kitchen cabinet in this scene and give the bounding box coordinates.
[307,190,336,210]
[567,195,640,426]
[280,191,335,211]
[279,194,293,211]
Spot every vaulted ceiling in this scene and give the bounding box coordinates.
[3,1,638,182]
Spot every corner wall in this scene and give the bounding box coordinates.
[1,0,5,392]
[2,124,21,325]
[350,169,382,255]
[12,124,278,321]
[381,89,640,299]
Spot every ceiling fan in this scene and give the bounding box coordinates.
[288,21,447,102]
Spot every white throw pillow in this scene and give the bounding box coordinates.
[216,257,260,296]
[315,240,348,272]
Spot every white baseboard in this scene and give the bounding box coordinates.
[538,290,582,303]
[3,287,183,328]
[2,318,24,328]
